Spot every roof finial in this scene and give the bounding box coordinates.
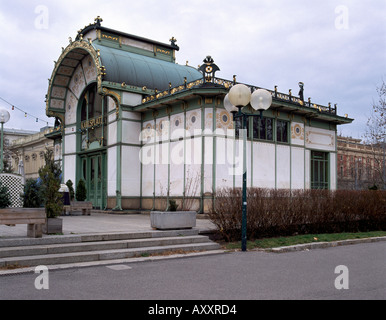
[170,37,177,46]
[94,16,103,27]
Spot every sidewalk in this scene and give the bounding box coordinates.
[0,211,217,239]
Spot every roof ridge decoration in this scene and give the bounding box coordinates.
[198,56,220,84]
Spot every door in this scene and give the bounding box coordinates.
[80,153,106,209]
[311,151,329,189]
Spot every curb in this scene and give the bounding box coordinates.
[0,249,226,276]
[266,236,386,253]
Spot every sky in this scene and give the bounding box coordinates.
[0,0,385,140]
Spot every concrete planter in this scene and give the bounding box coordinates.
[43,217,63,234]
[150,211,197,230]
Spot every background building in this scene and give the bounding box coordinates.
[8,127,54,181]
[337,136,386,190]
[1,128,38,173]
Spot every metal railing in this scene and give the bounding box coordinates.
[141,76,337,115]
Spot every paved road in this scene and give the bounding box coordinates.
[0,242,385,301]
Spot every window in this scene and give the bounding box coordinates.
[276,120,289,143]
[234,116,249,139]
[311,151,329,189]
[252,117,273,141]
[80,84,107,150]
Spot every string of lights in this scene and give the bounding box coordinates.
[0,96,53,126]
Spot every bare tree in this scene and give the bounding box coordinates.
[363,80,386,189]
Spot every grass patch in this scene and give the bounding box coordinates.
[224,231,386,250]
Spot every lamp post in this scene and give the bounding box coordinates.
[224,84,272,251]
[0,108,10,172]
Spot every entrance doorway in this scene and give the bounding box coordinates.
[80,153,106,209]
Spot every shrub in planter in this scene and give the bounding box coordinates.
[66,179,75,201]
[38,148,63,219]
[23,178,43,208]
[0,181,11,208]
[76,179,87,201]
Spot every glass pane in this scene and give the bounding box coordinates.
[266,118,273,140]
[235,117,242,138]
[282,122,288,142]
[82,159,86,180]
[253,117,259,139]
[259,118,266,140]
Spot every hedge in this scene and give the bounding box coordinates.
[208,188,386,242]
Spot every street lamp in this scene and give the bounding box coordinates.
[224,84,272,251]
[0,108,10,172]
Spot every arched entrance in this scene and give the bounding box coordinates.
[77,83,107,209]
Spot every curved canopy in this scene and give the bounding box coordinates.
[95,44,202,91]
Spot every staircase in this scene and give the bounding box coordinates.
[0,229,221,269]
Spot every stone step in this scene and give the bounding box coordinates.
[0,235,211,258]
[0,229,199,248]
[0,242,221,268]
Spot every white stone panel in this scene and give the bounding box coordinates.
[155,116,169,142]
[64,134,76,154]
[203,136,213,193]
[170,113,184,139]
[81,55,97,84]
[68,64,86,99]
[121,92,142,106]
[215,137,236,189]
[65,91,78,125]
[108,121,117,146]
[122,110,141,121]
[305,150,311,189]
[291,147,305,189]
[141,159,154,197]
[277,145,290,189]
[185,109,201,135]
[305,127,336,151]
[63,155,76,184]
[107,146,117,196]
[291,122,305,146]
[330,152,337,190]
[107,97,117,112]
[141,120,155,145]
[252,142,275,189]
[122,120,141,145]
[169,141,184,196]
[205,108,213,130]
[121,146,141,197]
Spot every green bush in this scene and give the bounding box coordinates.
[38,148,63,218]
[0,181,11,208]
[76,179,87,201]
[23,179,43,208]
[66,179,75,201]
[209,188,386,242]
[168,199,178,211]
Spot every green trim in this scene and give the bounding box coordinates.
[114,103,123,210]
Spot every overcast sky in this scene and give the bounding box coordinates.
[0,0,385,139]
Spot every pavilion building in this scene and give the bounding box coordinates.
[45,17,353,212]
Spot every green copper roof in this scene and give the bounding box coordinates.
[94,43,202,91]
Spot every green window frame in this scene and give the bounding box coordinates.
[252,117,273,141]
[311,151,329,189]
[276,120,289,143]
